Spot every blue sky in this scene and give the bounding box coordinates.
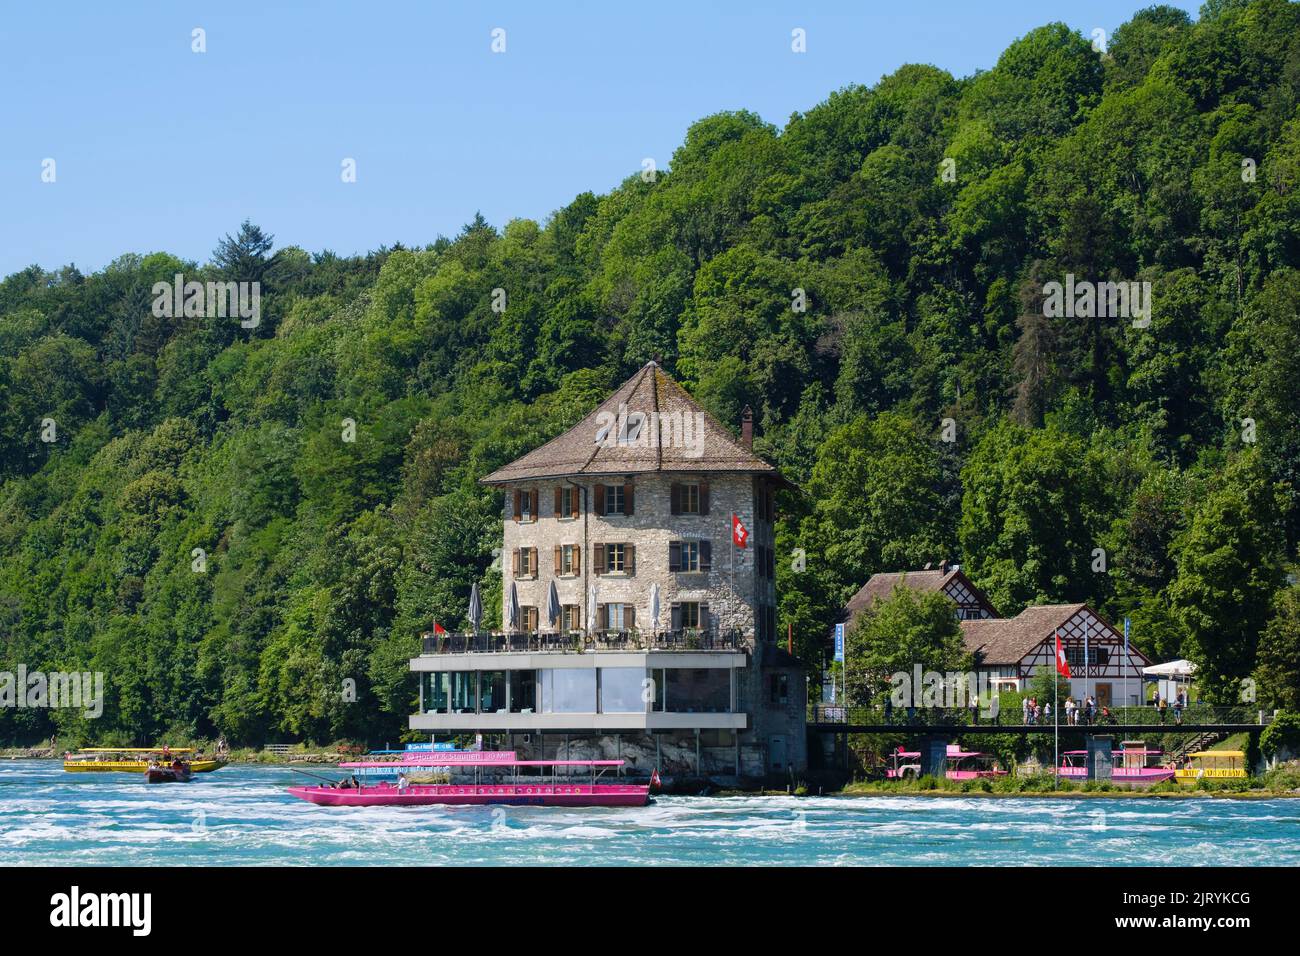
[0,1,1201,278]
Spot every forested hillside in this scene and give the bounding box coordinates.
[3,0,1300,746]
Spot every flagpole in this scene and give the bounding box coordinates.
[1054,629,1060,791]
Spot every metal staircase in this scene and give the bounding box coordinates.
[1167,731,1226,763]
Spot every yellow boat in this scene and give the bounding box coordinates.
[1173,750,1247,785]
[62,748,226,774]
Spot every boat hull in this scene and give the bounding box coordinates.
[288,782,650,808]
[1174,769,1247,786]
[65,759,225,774]
[945,770,1008,781]
[144,768,193,784]
[1057,767,1175,786]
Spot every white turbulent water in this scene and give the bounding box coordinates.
[1,761,1297,866]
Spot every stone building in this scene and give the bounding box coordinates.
[408,361,807,779]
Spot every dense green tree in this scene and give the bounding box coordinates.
[1168,454,1287,701]
[1255,585,1300,710]
[844,587,970,707]
[959,421,1115,614]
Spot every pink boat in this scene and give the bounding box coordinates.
[884,748,921,779]
[881,746,1007,780]
[1057,745,1175,786]
[287,750,650,808]
[945,745,1008,780]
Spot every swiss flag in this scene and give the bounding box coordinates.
[1055,631,1072,678]
[731,513,749,548]
[433,622,448,636]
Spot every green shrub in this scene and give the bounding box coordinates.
[1261,711,1300,758]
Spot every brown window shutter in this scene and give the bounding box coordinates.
[669,541,681,572]
[529,489,539,519]
[554,487,562,516]
[625,544,635,575]
[699,602,710,629]
[626,606,636,630]
[573,545,581,573]
[700,540,712,572]
[671,603,682,630]
[512,549,520,575]
[594,484,605,515]
[670,483,680,515]
[530,548,538,577]
[700,481,710,515]
[624,482,634,515]
[554,546,562,574]
[594,543,606,575]
[599,604,609,630]
[513,489,522,521]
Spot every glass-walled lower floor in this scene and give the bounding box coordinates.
[418,667,735,716]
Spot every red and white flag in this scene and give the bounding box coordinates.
[650,768,662,789]
[1055,631,1072,678]
[433,622,447,636]
[731,513,749,548]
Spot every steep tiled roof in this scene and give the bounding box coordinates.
[960,604,1089,666]
[481,362,788,485]
[842,568,996,630]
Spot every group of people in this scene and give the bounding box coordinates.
[1064,695,1104,725]
[1021,696,1050,725]
[1018,693,1119,726]
[1153,690,1187,724]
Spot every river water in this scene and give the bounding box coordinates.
[2,761,1296,866]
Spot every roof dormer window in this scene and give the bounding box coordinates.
[618,412,645,444]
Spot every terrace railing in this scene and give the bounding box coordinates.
[807,702,1271,728]
[420,628,745,655]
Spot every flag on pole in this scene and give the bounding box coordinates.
[1055,631,1072,678]
[650,768,662,789]
[731,513,749,548]
[433,621,447,636]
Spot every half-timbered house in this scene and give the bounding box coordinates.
[960,603,1152,706]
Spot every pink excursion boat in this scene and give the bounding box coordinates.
[287,750,651,808]
[882,746,1007,780]
[944,745,1008,780]
[1057,743,1176,786]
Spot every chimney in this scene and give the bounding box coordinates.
[740,405,753,450]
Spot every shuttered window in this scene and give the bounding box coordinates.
[669,540,710,572]
[514,547,538,578]
[555,486,579,519]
